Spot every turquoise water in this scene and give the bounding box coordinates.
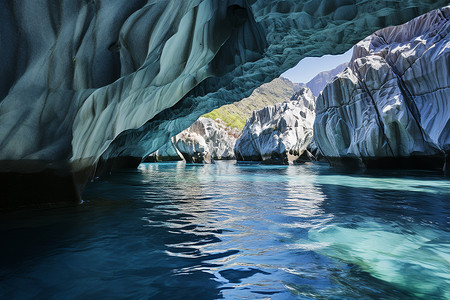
[1,161,449,299]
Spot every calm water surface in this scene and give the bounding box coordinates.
[1,161,449,299]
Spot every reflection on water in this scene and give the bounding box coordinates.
[0,161,448,299]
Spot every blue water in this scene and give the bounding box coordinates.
[1,161,449,299]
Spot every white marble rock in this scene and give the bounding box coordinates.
[314,6,450,168]
[151,117,238,163]
[234,88,315,164]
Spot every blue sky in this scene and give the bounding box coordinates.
[282,49,353,83]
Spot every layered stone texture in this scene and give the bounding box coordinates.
[0,1,448,205]
[173,131,213,164]
[96,1,449,171]
[234,88,315,164]
[149,117,239,163]
[314,6,450,169]
[182,117,239,161]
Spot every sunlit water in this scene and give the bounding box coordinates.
[1,161,449,299]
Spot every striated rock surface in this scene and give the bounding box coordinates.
[185,117,239,161]
[234,88,315,164]
[151,117,239,163]
[0,1,447,205]
[173,130,213,164]
[314,6,450,169]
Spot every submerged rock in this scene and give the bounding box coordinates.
[0,1,447,206]
[314,6,450,169]
[234,88,315,164]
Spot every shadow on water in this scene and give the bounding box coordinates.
[0,166,230,299]
[0,161,448,299]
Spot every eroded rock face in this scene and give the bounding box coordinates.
[234,88,315,164]
[101,2,449,169]
[150,117,238,163]
[314,6,450,169]
[174,131,213,164]
[185,117,239,160]
[145,138,183,162]
[0,1,447,205]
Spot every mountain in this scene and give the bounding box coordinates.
[203,77,302,130]
[306,63,348,96]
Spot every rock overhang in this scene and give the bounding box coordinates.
[97,1,450,170]
[0,1,449,205]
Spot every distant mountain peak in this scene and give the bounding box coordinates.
[305,62,349,96]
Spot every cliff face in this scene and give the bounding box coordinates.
[0,1,447,205]
[314,6,450,169]
[234,88,315,164]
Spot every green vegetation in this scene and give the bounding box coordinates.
[203,107,247,130]
[203,77,301,130]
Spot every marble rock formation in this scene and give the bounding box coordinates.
[144,138,183,162]
[181,117,239,161]
[173,130,213,164]
[234,88,315,164]
[314,6,450,169]
[0,1,447,206]
[151,117,238,163]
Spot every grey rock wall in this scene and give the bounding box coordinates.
[145,138,183,162]
[184,117,239,161]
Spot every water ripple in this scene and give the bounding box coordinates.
[0,161,448,299]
